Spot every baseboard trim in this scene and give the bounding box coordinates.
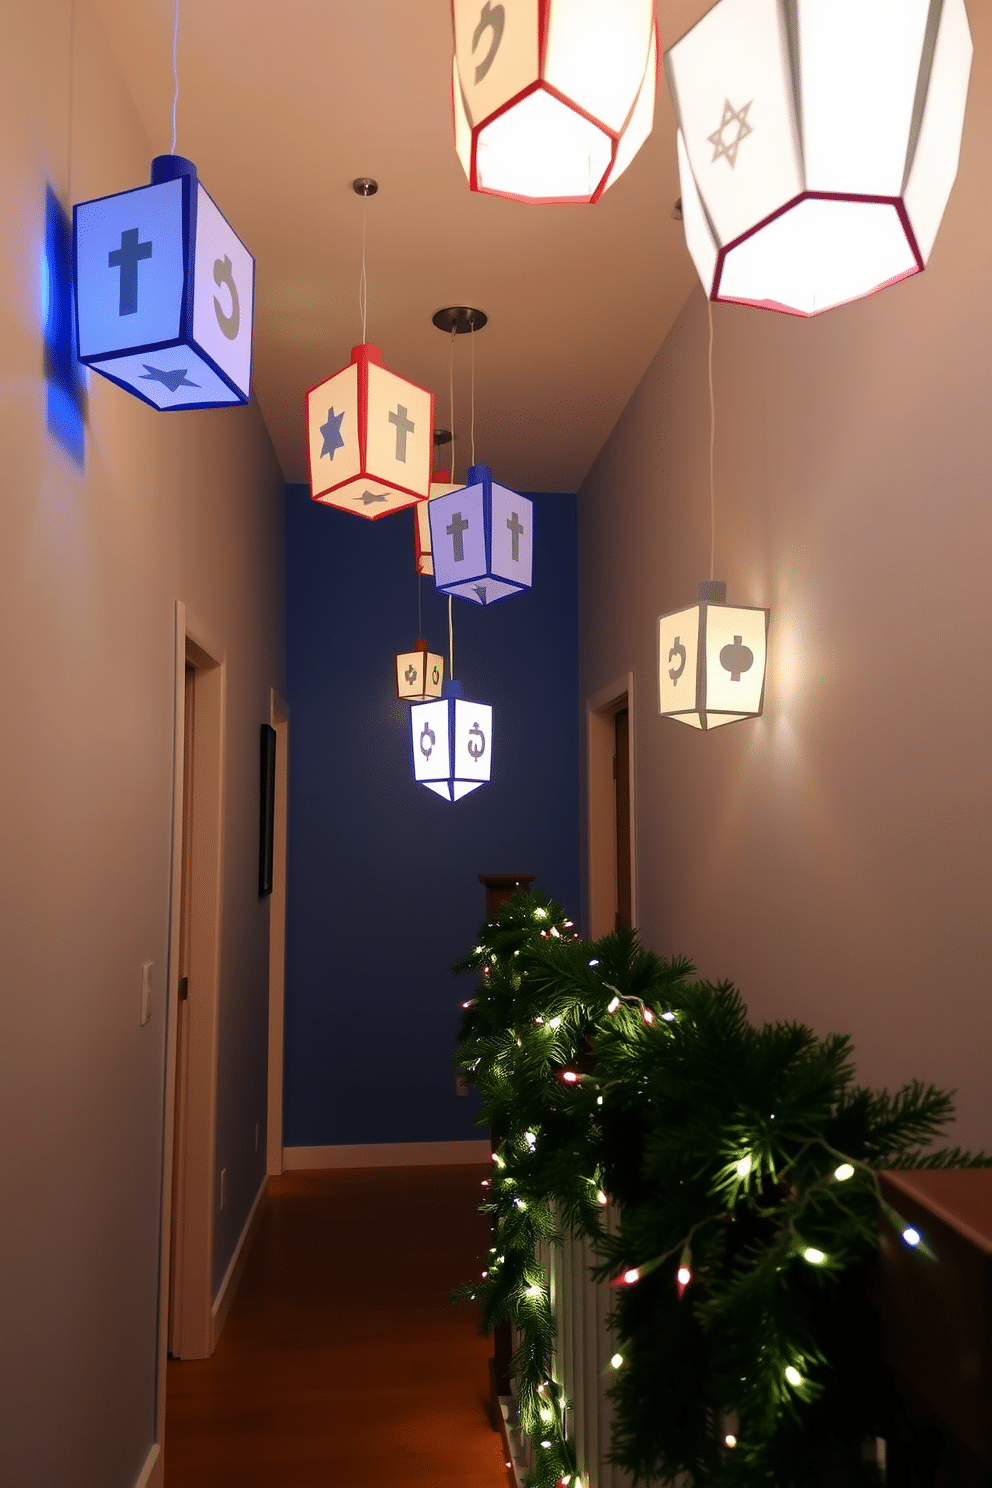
[283,1139,491,1170]
[211,1175,268,1349]
[133,1443,161,1488]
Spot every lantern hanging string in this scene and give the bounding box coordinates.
[707,296,716,583]
[169,0,180,154]
[448,595,455,682]
[448,325,457,484]
[417,572,423,639]
[359,192,369,344]
[67,0,77,200]
[470,310,477,468]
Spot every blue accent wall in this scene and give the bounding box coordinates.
[284,483,580,1146]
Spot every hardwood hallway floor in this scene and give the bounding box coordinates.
[165,1164,509,1487]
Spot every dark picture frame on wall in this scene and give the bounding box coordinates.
[259,723,276,896]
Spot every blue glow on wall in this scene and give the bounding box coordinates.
[44,187,87,468]
[284,483,580,1147]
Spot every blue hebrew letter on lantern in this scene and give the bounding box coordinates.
[73,155,254,411]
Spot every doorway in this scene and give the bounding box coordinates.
[266,691,289,1177]
[586,675,636,939]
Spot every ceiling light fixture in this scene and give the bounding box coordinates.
[664,0,973,316]
[452,0,659,204]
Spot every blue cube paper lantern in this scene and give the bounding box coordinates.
[74,155,254,409]
[410,681,493,801]
[428,464,533,605]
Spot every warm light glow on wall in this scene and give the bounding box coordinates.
[659,581,769,729]
[665,0,972,315]
[452,0,658,204]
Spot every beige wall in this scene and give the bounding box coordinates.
[579,5,991,1150]
[0,5,284,1485]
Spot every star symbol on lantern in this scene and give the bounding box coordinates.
[707,98,753,168]
[356,489,387,505]
[320,406,345,458]
[140,364,200,391]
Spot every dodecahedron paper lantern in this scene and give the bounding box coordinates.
[74,155,254,408]
[429,465,533,605]
[659,581,769,729]
[415,471,461,577]
[307,344,435,519]
[665,0,973,316]
[396,639,445,702]
[452,0,658,204]
[411,682,493,801]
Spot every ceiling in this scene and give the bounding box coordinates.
[90,0,711,492]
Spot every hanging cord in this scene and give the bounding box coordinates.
[469,312,477,468]
[448,596,455,682]
[358,192,369,343]
[417,572,423,638]
[707,297,716,582]
[448,325,457,483]
[66,0,77,201]
[169,0,180,154]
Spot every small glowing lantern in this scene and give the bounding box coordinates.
[411,681,493,801]
[306,344,435,519]
[664,0,973,315]
[396,639,444,702]
[74,154,254,408]
[429,465,533,606]
[659,581,769,729]
[415,469,461,577]
[452,0,658,204]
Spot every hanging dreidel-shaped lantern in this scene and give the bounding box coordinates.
[658,582,769,729]
[664,0,973,316]
[452,0,659,204]
[416,467,461,577]
[411,681,493,801]
[396,639,445,702]
[429,464,533,605]
[306,180,435,518]
[73,155,255,408]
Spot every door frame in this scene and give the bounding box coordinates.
[156,601,227,1443]
[266,689,289,1176]
[586,673,637,940]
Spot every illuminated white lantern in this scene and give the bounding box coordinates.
[396,639,444,702]
[306,344,435,518]
[411,682,493,800]
[74,154,254,408]
[429,465,533,605]
[415,469,461,577]
[665,0,973,315]
[659,582,769,729]
[452,0,658,204]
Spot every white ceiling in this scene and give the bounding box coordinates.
[90,0,712,491]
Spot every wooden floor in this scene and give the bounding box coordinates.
[165,1164,510,1488]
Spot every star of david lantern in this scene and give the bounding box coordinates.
[452,0,659,204]
[396,639,445,702]
[429,465,532,606]
[73,155,254,408]
[411,682,493,801]
[659,582,769,729]
[664,0,973,315]
[306,344,435,518]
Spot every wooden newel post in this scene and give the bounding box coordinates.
[480,874,535,1419]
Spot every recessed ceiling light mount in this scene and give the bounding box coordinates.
[432,306,488,335]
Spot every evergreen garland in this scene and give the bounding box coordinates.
[455,889,990,1488]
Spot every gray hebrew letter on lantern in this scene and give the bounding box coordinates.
[473,1,505,85]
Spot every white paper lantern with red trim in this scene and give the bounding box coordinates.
[306,343,435,518]
[452,0,658,204]
[665,0,973,316]
[396,639,445,702]
[658,581,769,729]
